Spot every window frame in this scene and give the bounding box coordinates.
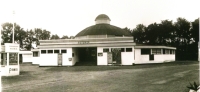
[103,48,109,52]
[61,49,67,53]
[165,49,170,54]
[126,48,132,52]
[121,48,125,52]
[41,50,47,54]
[33,51,39,57]
[54,50,60,54]
[152,49,161,54]
[47,50,53,54]
[141,49,151,55]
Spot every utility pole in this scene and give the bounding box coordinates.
[12,11,15,43]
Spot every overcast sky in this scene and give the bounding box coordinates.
[0,0,199,37]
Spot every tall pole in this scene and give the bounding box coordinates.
[12,11,15,43]
[0,16,1,92]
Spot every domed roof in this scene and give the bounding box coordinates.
[75,14,131,37]
[95,14,111,21]
[75,24,131,37]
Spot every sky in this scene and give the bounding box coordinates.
[0,0,199,37]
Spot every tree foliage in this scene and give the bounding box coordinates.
[131,17,199,60]
[50,34,60,39]
[1,23,52,50]
[61,35,69,39]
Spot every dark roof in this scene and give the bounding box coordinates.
[75,24,132,37]
[95,14,111,21]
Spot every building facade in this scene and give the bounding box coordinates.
[29,14,176,66]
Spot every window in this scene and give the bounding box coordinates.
[173,50,176,54]
[41,50,46,54]
[61,49,67,53]
[103,48,109,52]
[126,48,132,52]
[48,50,53,54]
[33,51,39,57]
[54,50,60,53]
[141,49,150,55]
[170,50,175,54]
[9,53,18,65]
[152,49,161,54]
[1,53,7,65]
[164,49,170,54]
[121,48,125,52]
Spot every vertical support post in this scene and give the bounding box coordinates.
[7,53,9,66]
[12,11,15,43]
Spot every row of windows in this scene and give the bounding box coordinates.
[141,49,175,55]
[33,49,67,57]
[103,48,133,52]
[41,50,67,54]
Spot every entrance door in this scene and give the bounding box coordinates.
[111,48,121,64]
[58,54,62,66]
[19,54,23,64]
[149,54,154,60]
[77,47,97,66]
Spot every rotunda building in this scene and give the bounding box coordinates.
[75,14,132,39]
[29,14,176,66]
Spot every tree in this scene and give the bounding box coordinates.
[160,20,175,46]
[69,36,75,39]
[34,28,43,40]
[174,17,191,45]
[1,22,14,43]
[50,34,60,39]
[14,25,27,48]
[1,22,26,48]
[61,35,69,39]
[132,24,147,44]
[123,27,132,34]
[145,23,161,45]
[190,18,199,44]
[40,29,51,40]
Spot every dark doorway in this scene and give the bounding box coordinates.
[58,53,62,66]
[149,54,154,60]
[76,47,97,66]
[111,48,121,64]
[19,54,23,64]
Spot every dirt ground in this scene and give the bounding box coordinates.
[1,61,199,92]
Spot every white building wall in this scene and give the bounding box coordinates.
[72,48,79,66]
[97,47,108,65]
[134,49,149,63]
[22,54,32,63]
[62,48,73,66]
[134,48,175,64]
[121,52,134,65]
[33,48,74,66]
[199,48,200,61]
[97,47,134,65]
[162,55,175,62]
[19,51,33,63]
[154,55,164,61]
[39,54,58,66]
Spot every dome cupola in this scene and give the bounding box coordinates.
[95,14,111,24]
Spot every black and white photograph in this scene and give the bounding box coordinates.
[0,0,199,92]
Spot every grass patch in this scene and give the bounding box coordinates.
[1,61,199,92]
